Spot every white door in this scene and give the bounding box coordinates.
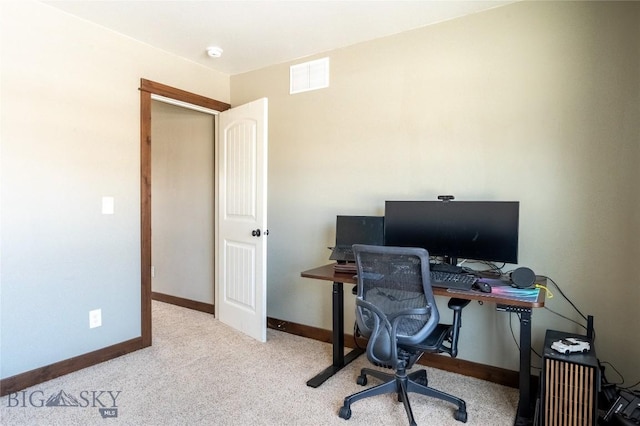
[216,98,268,342]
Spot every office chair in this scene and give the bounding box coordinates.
[338,244,470,425]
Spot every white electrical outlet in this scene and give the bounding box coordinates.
[89,309,102,328]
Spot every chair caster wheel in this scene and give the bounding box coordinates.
[356,375,367,386]
[338,405,352,420]
[454,409,467,423]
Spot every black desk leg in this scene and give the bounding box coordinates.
[333,281,344,363]
[515,307,533,426]
[306,281,364,388]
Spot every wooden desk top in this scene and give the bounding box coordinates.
[301,263,545,308]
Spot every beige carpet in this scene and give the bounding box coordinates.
[1,301,518,425]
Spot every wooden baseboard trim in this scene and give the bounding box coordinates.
[1,312,526,397]
[2,296,209,396]
[415,353,521,388]
[152,292,215,314]
[0,337,144,397]
[267,316,531,389]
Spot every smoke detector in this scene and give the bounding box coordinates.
[206,46,223,58]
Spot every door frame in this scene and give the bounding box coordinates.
[139,79,230,347]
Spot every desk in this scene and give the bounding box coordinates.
[301,263,545,426]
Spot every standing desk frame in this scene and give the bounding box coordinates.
[301,263,545,426]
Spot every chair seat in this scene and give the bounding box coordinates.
[402,323,452,353]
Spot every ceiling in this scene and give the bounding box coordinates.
[43,1,514,75]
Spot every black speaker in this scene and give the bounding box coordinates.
[511,267,536,288]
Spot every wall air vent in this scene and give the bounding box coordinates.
[290,57,329,94]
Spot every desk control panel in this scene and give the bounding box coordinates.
[496,304,533,314]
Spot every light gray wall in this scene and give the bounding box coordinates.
[231,1,640,381]
[0,1,229,379]
[151,101,215,304]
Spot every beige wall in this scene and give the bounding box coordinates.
[151,101,215,304]
[0,1,229,378]
[231,1,640,379]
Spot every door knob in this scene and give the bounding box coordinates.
[251,229,261,237]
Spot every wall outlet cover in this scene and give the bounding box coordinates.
[89,309,102,328]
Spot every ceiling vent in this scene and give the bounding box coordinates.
[290,57,329,94]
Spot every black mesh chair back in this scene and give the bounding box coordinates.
[354,246,438,367]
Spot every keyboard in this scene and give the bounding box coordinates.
[430,271,478,291]
[332,247,353,256]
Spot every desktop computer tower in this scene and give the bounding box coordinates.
[540,329,600,426]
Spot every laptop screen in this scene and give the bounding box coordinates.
[335,216,384,246]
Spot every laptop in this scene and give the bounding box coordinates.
[329,215,384,262]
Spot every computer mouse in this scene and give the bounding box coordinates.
[473,281,492,293]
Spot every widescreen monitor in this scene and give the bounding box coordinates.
[384,201,519,264]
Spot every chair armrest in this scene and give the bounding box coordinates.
[355,298,434,369]
[446,298,470,358]
[355,298,398,367]
[448,298,471,311]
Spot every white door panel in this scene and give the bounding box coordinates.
[216,98,268,342]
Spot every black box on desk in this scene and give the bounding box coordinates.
[540,329,600,426]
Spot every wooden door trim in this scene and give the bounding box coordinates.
[139,79,230,347]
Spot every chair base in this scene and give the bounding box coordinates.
[338,367,467,425]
